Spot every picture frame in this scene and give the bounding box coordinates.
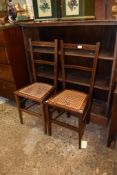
[12,0,31,21]
[32,0,61,21]
[0,0,7,24]
[61,0,95,20]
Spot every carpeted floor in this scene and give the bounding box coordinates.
[0,102,117,175]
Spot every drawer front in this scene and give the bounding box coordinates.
[0,79,16,100]
[0,64,14,82]
[0,47,9,64]
[0,30,5,46]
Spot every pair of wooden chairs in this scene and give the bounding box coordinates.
[15,39,100,148]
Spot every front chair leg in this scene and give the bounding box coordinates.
[78,118,83,149]
[40,103,47,134]
[45,102,52,136]
[15,94,23,124]
[79,133,82,149]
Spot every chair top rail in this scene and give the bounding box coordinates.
[32,40,57,48]
[63,42,100,51]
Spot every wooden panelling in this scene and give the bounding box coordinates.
[0,30,5,46]
[0,47,9,64]
[0,25,29,100]
[0,64,14,82]
[0,79,16,100]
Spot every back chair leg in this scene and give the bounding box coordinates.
[15,94,23,124]
[67,112,71,118]
[86,109,91,124]
[40,103,47,134]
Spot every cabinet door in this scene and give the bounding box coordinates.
[0,30,5,46]
[0,64,14,82]
[0,47,9,64]
[0,79,16,100]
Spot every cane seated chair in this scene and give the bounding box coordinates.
[14,39,58,133]
[45,40,100,148]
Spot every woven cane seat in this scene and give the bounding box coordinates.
[48,90,88,113]
[18,82,53,101]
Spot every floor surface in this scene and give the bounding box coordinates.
[0,102,117,175]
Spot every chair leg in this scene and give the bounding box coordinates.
[15,94,23,124]
[86,111,90,124]
[79,133,82,149]
[78,118,82,149]
[86,106,91,124]
[45,103,52,136]
[40,103,47,134]
[67,112,71,118]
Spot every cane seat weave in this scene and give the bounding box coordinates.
[48,90,88,113]
[19,83,53,101]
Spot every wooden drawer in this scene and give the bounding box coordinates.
[0,79,16,100]
[0,64,14,82]
[0,47,9,64]
[0,30,5,46]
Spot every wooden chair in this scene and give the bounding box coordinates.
[45,40,100,148]
[14,39,58,134]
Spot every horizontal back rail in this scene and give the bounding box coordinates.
[32,41,55,47]
[64,43,97,51]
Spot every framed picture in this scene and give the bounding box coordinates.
[32,0,61,21]
[12,0,34,21]
[61,0,95,20]
[0,0,7,24]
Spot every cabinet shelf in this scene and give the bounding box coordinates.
[61,71,110,91]
[36,67,110,91]
[99,50,114,60]
[27,48,114,61]
[91,99,108,126]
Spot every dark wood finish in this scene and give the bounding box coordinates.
[0,25,29,100]
[0,79,16,100]
[14,39,59,133]
[95,0,106,20]
[45,41,100,148]
[106,0,115,19]
[107,83,117,147]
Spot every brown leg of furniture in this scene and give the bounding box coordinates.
[78,119,82,149]
[15,94,23,124]
[67,112,71,118]
[45,103,52,136]
[40,103,47,134]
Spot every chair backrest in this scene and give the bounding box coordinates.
[60,40,100,101]
[29,38,58,90]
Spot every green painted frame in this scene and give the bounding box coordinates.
[32,0,61,21]
[61,0,95,20]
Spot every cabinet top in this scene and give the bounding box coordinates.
[0,23,16,30]
[19,20,117,27]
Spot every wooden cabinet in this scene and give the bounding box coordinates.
[0,25,29,100]
[20,20,117,126]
